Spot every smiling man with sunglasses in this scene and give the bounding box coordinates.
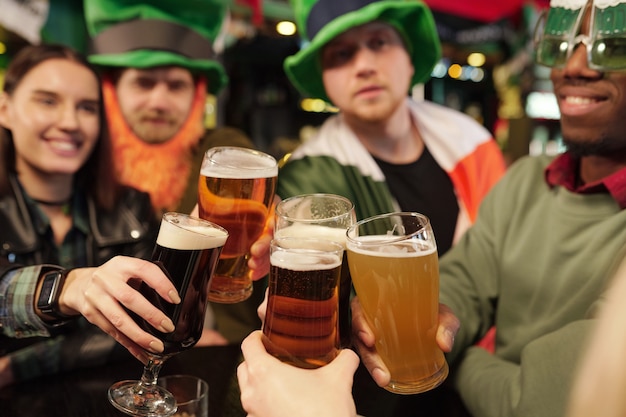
[350,1,626,415]
[535,0,626,70]
[537,0,626,159]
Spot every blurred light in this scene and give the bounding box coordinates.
[276,21,296,36]
[525,91,560,120]
[300,98,338,113]
[596,41,606,54]
[469,67,485,82]
[431,61,447,78]
[0,42,6,55]
[304,98,326,112]
[460,66,474,81]
[430,59,485,82]
[448,64,462,79]
[467,52,486,67]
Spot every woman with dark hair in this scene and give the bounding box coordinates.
[0,44,180,388]
[0,44,120,209]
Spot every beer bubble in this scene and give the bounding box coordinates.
[348,236,436,257]
[380,245,409,254]
[201,148,278,179]
[271,250,342,271]
[157,219,228,250]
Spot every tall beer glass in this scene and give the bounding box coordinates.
[108,212,228,416]
[198,146,278,303]
[346,212,448,394]
[263,237,344,369]
[274,193,356,347]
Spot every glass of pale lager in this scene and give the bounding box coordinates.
[274,194,356,347]
[198,146,278,303]
[346,212,448,394]
[263,236,344,369]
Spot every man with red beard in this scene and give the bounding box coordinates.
[84,0,253,215]
[83,0,258,345]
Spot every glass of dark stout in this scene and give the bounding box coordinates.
[108,212,228,417]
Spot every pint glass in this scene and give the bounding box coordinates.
[274,194,356,347]
[198,146,278,303]
[263,237,344,369]
[346,212,448,394]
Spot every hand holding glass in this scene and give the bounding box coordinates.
[108,212,228,416]
[198,146,277,303]
[346,212,448,394]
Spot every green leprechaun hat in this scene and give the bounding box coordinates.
[284,0,441,102]
[542,0,587,37]
[592,0,626,37]
[84,0,229,95]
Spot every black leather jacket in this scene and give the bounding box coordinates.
[0,175,159,275]
[0,176,160,380]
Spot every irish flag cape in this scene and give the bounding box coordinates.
[278,98,506,243]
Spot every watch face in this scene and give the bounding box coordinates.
[37,271,60,309]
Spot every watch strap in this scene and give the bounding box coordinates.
[36,267,75,324]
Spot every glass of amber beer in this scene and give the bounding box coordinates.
[263,236,344,369]
[346,212,448,394]
[274,194,356,347]
[198,146,278,303]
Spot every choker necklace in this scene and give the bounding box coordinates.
[31,197,72,206]
[31,196,72,215]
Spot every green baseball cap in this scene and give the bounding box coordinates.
[284,0,441,102]
[84,0,229,94]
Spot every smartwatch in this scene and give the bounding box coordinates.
[36,269,75,322]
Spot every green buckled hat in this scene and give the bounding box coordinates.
[85,0,228,94]
[284,0,441,102]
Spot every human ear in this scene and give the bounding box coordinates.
[0,92,12,129]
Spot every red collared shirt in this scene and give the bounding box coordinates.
[545,152,626,209]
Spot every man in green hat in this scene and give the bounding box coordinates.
[279,0,505,259]
[84,0,252,215]
[276,1,506,414]
[84,0,260,346]
[237,1,626,417]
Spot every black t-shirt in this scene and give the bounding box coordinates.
[373,146,459,255]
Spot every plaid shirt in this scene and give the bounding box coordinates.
[0,193,89,338]
[0,176,158,385]
[545,152,626,208]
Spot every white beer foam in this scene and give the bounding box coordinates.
[271,250,342,271]
[157,220,228,250]
[201,149,277,179]
[347,235,436,258]
[275,224,347,246]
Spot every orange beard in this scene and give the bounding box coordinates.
[102,75,206,213]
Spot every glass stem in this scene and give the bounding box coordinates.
[140,357,164,389]
[133,356,167,405]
